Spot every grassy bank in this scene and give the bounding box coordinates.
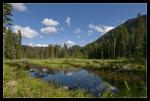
[4,58,146,72]
[3,64,93,98]
[3,58,146,97]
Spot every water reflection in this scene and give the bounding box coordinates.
[29,67,120,96]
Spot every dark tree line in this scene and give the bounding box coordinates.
[21,14,146,60]
[3,3,146,61]
[4,15,146,60]
[22,44,63,59]
[21,44,84,59]
[82,14,146,61]
[3,3,22,59]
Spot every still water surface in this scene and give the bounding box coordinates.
[29,67,119,96]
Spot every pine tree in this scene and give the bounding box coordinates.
[16,30,22,59]
[48,45,54,58]
[4,29,16,59]
[114,35,116,59]
[119,25,129,57]
[25,46,33,58]
[44,47,49,58]
[3,3,12,28]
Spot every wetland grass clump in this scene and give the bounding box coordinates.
[101,82,114,97]
[112,81,147,97]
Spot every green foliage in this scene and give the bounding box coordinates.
[3,14,146,98]
[101,82,113,97]
[113,81,146,97]
[83,15,146,60]
[4,59,146,97]
[3,3,12,28]
[4,12,146,64]
[16,30,22,59]
[4,29,16,59]
[4,29,23,59]
[3,64,93,98]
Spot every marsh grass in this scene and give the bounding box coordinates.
[3,64,93,98]
[4,58,146,72]
[4,58,146,97]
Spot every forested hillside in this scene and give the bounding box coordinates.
[4,14,146,61]
[83,15,146,60]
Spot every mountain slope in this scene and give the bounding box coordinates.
[82,15,146,59]
[19,15,146,59]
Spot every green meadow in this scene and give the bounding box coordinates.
[4,59,146,98]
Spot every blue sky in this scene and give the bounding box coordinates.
[10,3,147,47]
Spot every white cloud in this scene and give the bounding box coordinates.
[27,43,48,47]
[41,18,60,34]
[65,17,71,27]
[36,44,48,47]
[74,28,81,34]
[65,40,75,45]
[27,42,33,46]
[65,40,75,47]
[9,3,27,12]
[41,18,59,26]
[12,25,38,38]
[88,24,114,35]
[77,35,81,38]
[41,27,57,34]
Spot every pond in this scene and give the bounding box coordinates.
[28,67,120,97]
